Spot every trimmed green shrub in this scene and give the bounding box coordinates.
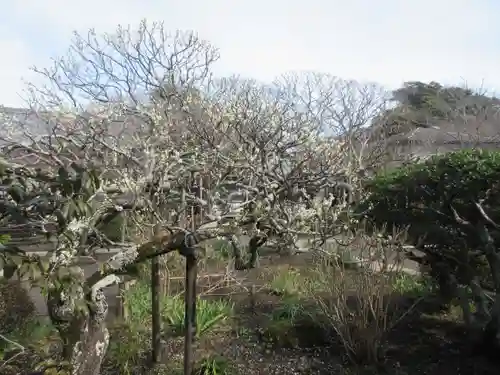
[359,149,500,295]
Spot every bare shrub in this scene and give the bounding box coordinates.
[306,235,419,365]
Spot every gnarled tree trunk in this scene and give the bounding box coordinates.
[47,282,110,375]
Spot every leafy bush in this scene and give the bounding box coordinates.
[0,278,37,333]
[360,149,500,292]
[359,149,500,357]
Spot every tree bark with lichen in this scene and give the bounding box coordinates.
[43,229,201,375]
[47,285,110,375]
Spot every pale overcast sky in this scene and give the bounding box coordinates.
[0,0,498,107]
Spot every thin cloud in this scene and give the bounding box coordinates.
[0,0,499,106]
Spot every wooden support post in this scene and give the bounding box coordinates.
[183,254,198,375]
[151,225,163,363]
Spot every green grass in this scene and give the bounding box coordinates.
[123,280,234,337]
[105,280,234,374]
[194,355,232,375]
[391,273,434,298]
[210,239,233,260]
[267,267,305,296]
[257,295,313,349]
[105,321,151,375]
[163,295,233,337]
[270,296,303,322]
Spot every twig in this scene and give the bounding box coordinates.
[0,333,25,369]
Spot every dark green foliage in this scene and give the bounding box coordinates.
[0,160,103,231]
[96,212,128,242]
[359,149,500,291]
[371,81,500,139]
[0,160,130,282]
[0,278,37,333]
[0,229,37,334]
[391,81,497,118]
